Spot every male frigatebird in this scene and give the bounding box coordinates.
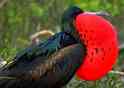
[0,6,118,88]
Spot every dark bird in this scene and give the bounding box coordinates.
[0,32,86,88]
[0,6,117,88]
[0,6,85,88]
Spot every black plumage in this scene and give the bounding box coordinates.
[61,6,83,41]
[0,32,86,88]
[0,6,88,88]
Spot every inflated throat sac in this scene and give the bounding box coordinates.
[75,14,119,80]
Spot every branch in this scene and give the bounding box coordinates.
[0,0,9,9]
[30,30,54,39]
[119,44,124,54]
[0,57,7,68]
[110,70,124,76]
[119,44,124,50]
[30,30,55,44]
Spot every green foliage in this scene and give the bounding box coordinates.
[1,0,124,47]
[66,74,124,88]
[0,47,17,62]
[30,3,44,17]
[73,0,124,16]
[117,47,124,70]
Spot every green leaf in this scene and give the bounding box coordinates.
[30,3,44,17]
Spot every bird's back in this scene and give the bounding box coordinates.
[0,32,86,88]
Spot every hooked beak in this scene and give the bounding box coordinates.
[84,11,111,17]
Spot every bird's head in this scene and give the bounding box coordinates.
[61,6,119,80]
[61,6,83,41]
[61,6,110,42]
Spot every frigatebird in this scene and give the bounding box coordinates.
[0,6,118,88]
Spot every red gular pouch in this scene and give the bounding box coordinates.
[75,14,119,80]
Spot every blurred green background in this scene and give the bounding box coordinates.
[0,0,124,88]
